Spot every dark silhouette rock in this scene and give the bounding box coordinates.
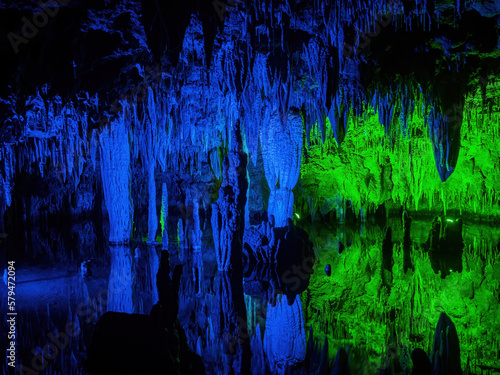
[330,348,350,375]
[318,336,330,375]
[85,250,206,375]
[338,241,345,254]
[425,216,464,278]
[382,226,393,287]
[243,260,311,306]
[243,216,313,267]
[431,312,462,375]
[403,210,413,273]
[410,348,432,375]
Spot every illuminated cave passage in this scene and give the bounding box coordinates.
[0,0,499,374]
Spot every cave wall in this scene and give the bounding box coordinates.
[0,0,499,247]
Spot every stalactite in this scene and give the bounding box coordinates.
[262,110,303,227]
[133,86,169,243]
[192,247,203,295]
[426,101,463,182]
[209,148,222,180]
[99,105,133,243]
[147,161,157,243]
[178,217,187,261]
[242,65,267,165]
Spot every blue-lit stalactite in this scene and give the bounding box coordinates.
[99,107,133,244]
[178,216,188,262]
[147,158,157,243]
[261,111,303,228]
[134,86,169,243]
[161,182,169,249]
[426,104,463,182]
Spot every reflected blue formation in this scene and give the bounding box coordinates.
[264,295,307,374]
[107,245,133,313]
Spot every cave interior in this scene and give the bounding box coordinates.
[0,0,499,374]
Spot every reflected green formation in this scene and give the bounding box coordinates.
[303,220,500,373]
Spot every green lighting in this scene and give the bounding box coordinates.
[160,205,165,234]
[297,82,500,219]
[447,219,454,222]
[305,220,500,374]
[295,213,300,219]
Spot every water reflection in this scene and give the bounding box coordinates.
[107,245,133,313]
[4,217,499,374]
[263,294,307,374]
